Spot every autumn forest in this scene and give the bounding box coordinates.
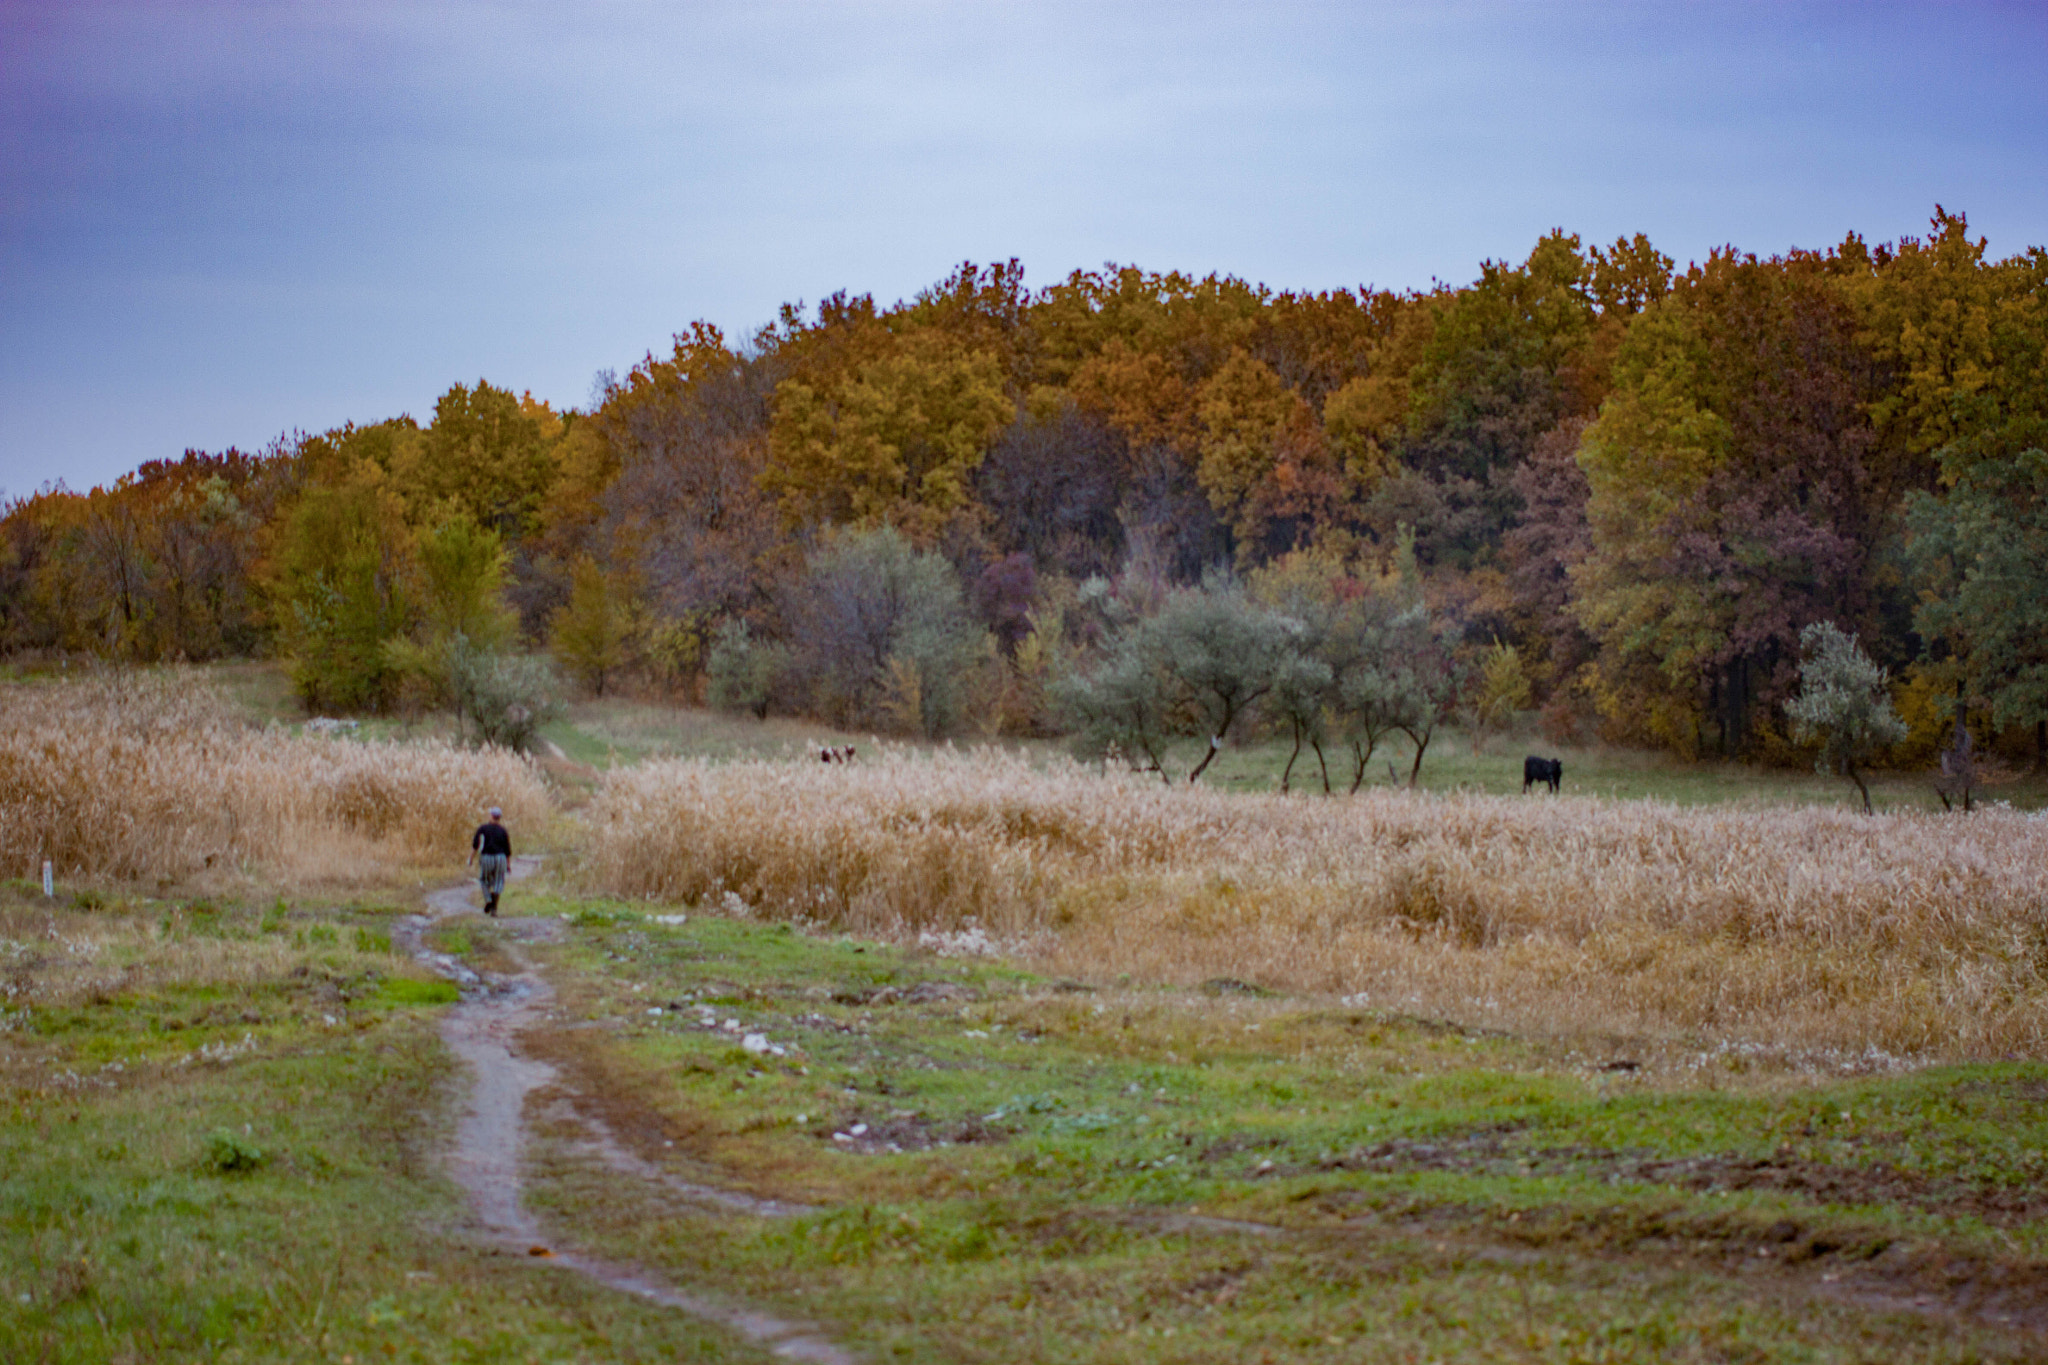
[5,209,2044,773]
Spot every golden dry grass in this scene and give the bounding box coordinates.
[582,749,2048,1062]
[0,671,549,887]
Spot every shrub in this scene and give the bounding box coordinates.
[445,638,563,752]
[207,1129,266,1173]
[705,619,788,719]
[270,471,416,712]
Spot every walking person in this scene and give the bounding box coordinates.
[467,805,512,915]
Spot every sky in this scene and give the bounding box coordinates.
[2,0,2044,498]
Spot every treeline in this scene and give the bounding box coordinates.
[4,210,2044,769]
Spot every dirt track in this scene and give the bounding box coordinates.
[400,863,856,1365]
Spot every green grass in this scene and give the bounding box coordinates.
[1166,726,2048,812]
[542,697,884,769]
[14,878,2048,1360]
[0,889,773,1365]
[500,895,2048,1362]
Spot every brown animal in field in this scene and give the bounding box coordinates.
[818,745,857,764]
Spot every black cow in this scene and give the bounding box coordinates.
[1522,755,1563,794]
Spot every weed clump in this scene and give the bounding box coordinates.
[206,1129,266,1173]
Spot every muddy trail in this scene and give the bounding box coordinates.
[388,870,2048,1359]
[397,863,856,1365]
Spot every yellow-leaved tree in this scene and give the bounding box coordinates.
[764,332,1012,542]
[1194,349,1348,559]
[1569,303,1732,752]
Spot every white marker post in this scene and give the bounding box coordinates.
[42,860,53,898]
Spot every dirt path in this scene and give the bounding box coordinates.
[396,867,2048,1356]
[400,861,856,1365]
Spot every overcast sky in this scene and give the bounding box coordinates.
[3,0,2044,498]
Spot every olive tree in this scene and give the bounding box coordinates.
[1150,574,1304,783]
[1053,630,1178,781]
[1784,620,1907,814]
[444,634,563,753]
[1056,571,1302,784]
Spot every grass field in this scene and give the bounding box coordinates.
[175,658,2048,814]
[543,690,2048,815]
[0,886,763,1364]
[6,666,2048,1361]
[12,882,2048,1362]
[513,900,2048,1363]
[581,747,2048,1061]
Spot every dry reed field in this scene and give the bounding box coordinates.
[0,671,549,886]
[584,749,2048,1063]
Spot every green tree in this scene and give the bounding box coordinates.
[1570,302,1733,752]
[382,514,517,715]
[1784,621,1908,814]
[407,381,555,537]
[270,468,417,711]
[417,514,515,648]
[1898,227,2048,765]
[1053,615,1178,782]
[1907,446,2048,762]
[549,557,635,697]
[706,618,789,720]
[1383,603,1467,788]
[1057,573,1302,784]
[1266,646,1334,793]
[1330,625,1409,792]
[785,526,988,736]
[1249,548,1356,792]
[1150,574,1303,783]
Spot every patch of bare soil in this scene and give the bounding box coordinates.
[1302,1124,2048,1226]
[806,1111,1011,1155]
[828,980,977,1007]
[1291,1161,2048,1339]
[1161,1120,2048,1340]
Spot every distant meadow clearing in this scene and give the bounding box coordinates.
[7,673,2046,1066]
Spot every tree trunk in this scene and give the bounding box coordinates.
[1281,721,1303,794]
[1405,729,1431,788]
[1311,738,1332,795]
[1849,764,1873,815]
[1188,735,1223,784]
